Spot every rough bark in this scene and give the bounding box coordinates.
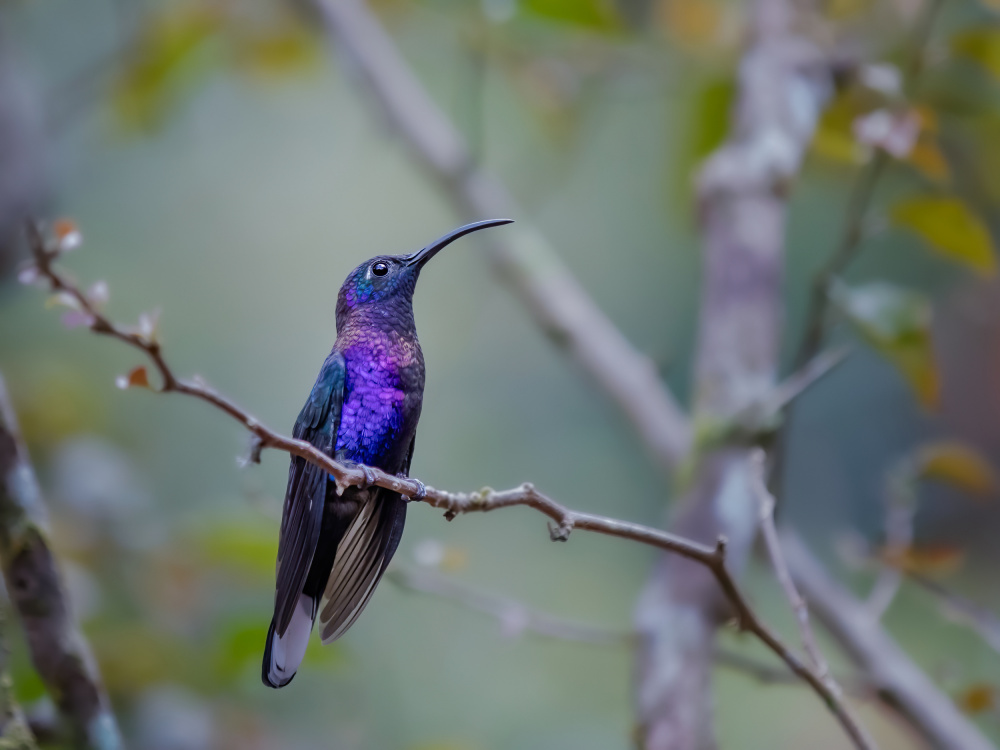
[633,1,830,746]
[0,375,123,750]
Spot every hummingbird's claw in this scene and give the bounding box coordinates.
[400,476,426,502]
[359,464,376,489]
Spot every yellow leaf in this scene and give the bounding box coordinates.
[832,282,941,408]
[957,683,996,714]
[656,0,731,49]
[953,28,1000,81]
[917,441,998,497]
[112,4,224,131]
[232,26,320,79]
[906,138,951,183]
[892,196,997,277]
[880,545,965,575]
[887,340,941,408]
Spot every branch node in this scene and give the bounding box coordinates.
[714,535,729,559]
[239,434,264,467]
[548,516,574,542]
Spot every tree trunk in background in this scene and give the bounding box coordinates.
[633,1,829,746]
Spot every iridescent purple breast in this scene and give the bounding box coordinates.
[333,328,424,470]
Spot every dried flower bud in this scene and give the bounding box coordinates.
[53,218,82,253]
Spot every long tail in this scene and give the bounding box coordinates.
[262,593,315,688]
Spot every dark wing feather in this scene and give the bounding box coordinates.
[316,435,412,643]
[317,489,406,643]
[273,352,345,637]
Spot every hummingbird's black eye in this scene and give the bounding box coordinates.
[371,262,389,277]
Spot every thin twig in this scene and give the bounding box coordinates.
[866,463,917,619]
[762,347,851,416]
[392,565,873,696]
[715,648,871,697]
[388,567,629,645]
[750,450,877,750]
[636,0,835,737]
[794,153,889,370]
[0,371,123,750]
[771,0,948,503]
[909,574,1000,656]
[783,529,997,750]
[792,0,945,372]
[752,451,831,678]
[24,222,875,750]
[728,347,850,439]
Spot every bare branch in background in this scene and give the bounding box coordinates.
[909,574,1000,656]
[22,222,878,750]
[0,613,37,749]
[782,529,997,750]
[388,567,628,646]
[790,0,944,372]
[771,0,947,498]
[392,565,874,696]
[301,0,692,471]
[752,452,832,681]
[0,374,123,750]
[633,0,831,743]
[865,461,917,619]
[749,451,878,749]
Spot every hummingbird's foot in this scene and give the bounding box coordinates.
[399,475,426,502]
[358,464,376,489]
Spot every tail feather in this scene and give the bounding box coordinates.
[262,593,315,688]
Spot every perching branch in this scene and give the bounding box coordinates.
[23,222,875,750]
[0,372,123,750]
[301,0,692,471]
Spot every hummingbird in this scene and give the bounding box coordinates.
[263,218,513,688]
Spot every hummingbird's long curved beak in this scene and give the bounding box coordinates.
[405,218,513,268]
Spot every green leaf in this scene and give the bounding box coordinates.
[112,5,224,131]
[521,0,622,31]
[190,519,277,582]
[952,28,1000,81]
[690,77,735,163]
[832,282,940,408]
[892,196,997,276]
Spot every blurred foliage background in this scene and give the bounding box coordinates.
[2,0,1000,747]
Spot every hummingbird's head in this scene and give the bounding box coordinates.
[335,219,512,331]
